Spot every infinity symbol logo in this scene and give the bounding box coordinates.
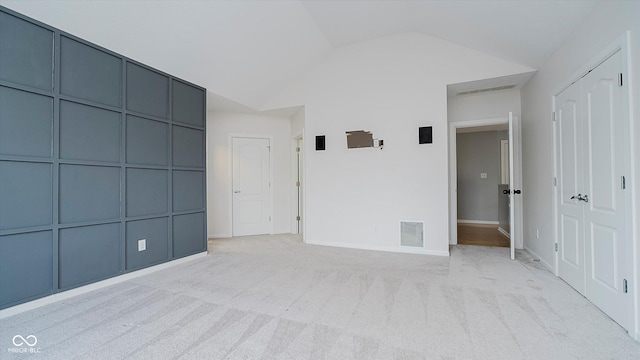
[12,335,37,347]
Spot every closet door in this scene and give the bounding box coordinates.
[582,51,629,329]
[556,81,585,294]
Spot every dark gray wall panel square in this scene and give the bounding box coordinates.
[126,217,168,271]
[172,80,204,127]
[126,115,168,166]
[126,168,168,217]
[60,36,122,107]
[59,101,121,163]
[0,86,53,158]
[126,63,169,119]
[59,223,120,289]
[172,126,203,168]
[0,161,52,230]
[173,170,204,212]
[1,8,206,307]
[0,12,53,91]
[173,212,205,258]
[59,165,121,223]
[0,231,53,308]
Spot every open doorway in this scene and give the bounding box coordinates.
[455,125,509,247]
[449,114,523,259]
[447,74,530,258]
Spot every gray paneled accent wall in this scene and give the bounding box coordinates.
[0,7,207,309]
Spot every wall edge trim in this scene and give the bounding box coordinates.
[306,239,449,257]
[457,219,499,225]
[0,251,207,319]
[523,245,554,272]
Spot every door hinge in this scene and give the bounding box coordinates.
[296,181,301,187]
[552,111,556,122]
[555,243,558,252]
[554,177,557,186]
[623,279,628,293]
[269,216,271,222]
[621,176,626,189]
[618,73,623,87]
[296,216,301,221]
[296,147,300,152]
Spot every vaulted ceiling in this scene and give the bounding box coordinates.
[302,0,597,68]
[0,0,598,111]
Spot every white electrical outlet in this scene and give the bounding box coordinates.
[480,173,487,179]
[138,239,146,252]
[373,224,379,233]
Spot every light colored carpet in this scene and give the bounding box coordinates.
[2,234,639,359]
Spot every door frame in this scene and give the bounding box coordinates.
[551,32,635,335]
[228,134,274,236]
[290,129,306,240]
[449,117,509,245]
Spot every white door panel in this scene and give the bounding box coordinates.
[556,81,585,294]
[555,50,629,330]
[232,137,271,236]
[508,113,522,260]
[582,51,628,329]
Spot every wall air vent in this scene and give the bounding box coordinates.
[456,84,516,96]
[400,221,424,247]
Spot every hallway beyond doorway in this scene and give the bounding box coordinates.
[458,223,509,247]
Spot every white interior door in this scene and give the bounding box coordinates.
[582,51,629,329]
[232,137,271,236]
[554,50,630,330]
[508,112,523,260]
[555,81,585,294]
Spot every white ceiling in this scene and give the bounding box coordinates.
[0,0,599,111]
[302,0,598,69]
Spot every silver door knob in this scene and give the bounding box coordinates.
[234,190,241,193]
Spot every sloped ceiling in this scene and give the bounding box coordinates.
[302,0,597,69]
[0,0,598,111]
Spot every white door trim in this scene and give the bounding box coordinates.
[290,129,305,239]
[551,31,635,338]
[228,134,274,236]
[449,117,508,245]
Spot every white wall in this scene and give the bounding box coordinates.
[206,112,292,238]
[448,88,521,123]
[520,0,640,340]
[265,32,533,255]
[291,107,305,137]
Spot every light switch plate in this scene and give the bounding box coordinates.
[138,239,146,251]
[480,173,487,179]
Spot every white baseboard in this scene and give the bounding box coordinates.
[210,233,231,239]
[497,227,510,238]
[524,245,554,272]
[457,219,499,225]
[0,252,207,320]
[305,239,449,257]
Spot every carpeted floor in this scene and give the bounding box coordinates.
[2,234,639,359]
